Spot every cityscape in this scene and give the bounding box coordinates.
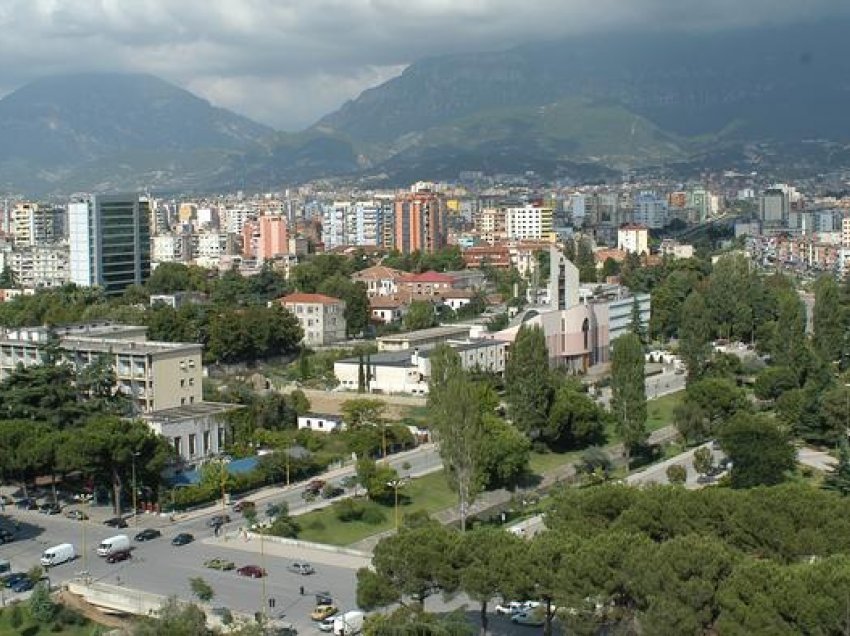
[1,2,850,636]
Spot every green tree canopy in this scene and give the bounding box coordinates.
[504,325,552,440]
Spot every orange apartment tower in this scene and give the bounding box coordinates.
[393,192,447,254]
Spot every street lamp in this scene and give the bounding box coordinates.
[131,451,141,527]
[386,478,406,530]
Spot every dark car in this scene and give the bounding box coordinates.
[232,500,256,513]
[39,502,61,515]
[207,514,231,527]
[134,529,161,542]
[15,497,37,510]
[104,517,128,528]
[322,486,344,499]
[305,479,326,495]
[64,509,89,521]
[3,572,27,588]
[171,533,194,546]
[106,549,132,564]
[0,528,15,544]
[11,577,34,593]
[236,565,266,578]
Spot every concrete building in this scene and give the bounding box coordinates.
[144,403,232,466]
[334,339,507,395]
[549,245,580,311]
[397,271,455,297]
[13,203,57,246]
[69,194,151,295]
[278,292,346,346]
[760,186,791,228]
[617,225,649,255]
[505,203,553,241]
[257,215,289,261]
[351,265,403,297]
[394,192,447,254]
[377,324,474,352]
[633,192,669,229]
[297,413,344,433]
[478,208,507,244]
[1,244,69,289]
[659,239,695,259]
[322,202,348,250]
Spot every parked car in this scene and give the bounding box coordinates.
[134,529,161,542]
[236,565,266,578]
[11,577,34,593]
[204,558,235,571]
[171,533,194,546]
[305,479,326,495]
[287,562,315,575]
[3,572,27,588]
[15,497,37,510]
[0,528,15,545]
[105,549,132,564]
[104,517,128,528]
[494,601,526,615]
[322,486,344,499]
[310,604,338,621]
[511,610,544,627]
[39,502,61,515]
[232,500,256,513]
[207,514,231,527]
[64,509,89,521]
[318,616,336,632]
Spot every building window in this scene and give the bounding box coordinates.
[188,434,196,456]
[173,437,182,455]
[217,427,225,448]
[180,379,185,387]
[181,397,186,405]
[203,431,211,454]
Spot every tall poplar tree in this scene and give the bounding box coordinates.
[610,332,647,468]
[678,291,713,383]
[504,325,552,439]
[813,274,843,363]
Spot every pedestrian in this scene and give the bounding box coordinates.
[300,585,304,596]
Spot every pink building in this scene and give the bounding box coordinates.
[257,215,289,261]
[241,221,259,259]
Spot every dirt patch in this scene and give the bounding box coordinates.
[285,388,427,419]
[57,589,134,632]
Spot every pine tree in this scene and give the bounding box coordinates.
[357,353,366,393]
[824,437,850,496]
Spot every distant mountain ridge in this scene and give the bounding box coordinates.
[2,19,850,195]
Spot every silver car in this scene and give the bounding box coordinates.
[286,561,314,575]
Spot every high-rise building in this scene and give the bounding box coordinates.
[760,186,791,228]
[69,194,151,295]
[393,192,446,254]
[505,203,553,241]
[632,192,669,230]
[13,203,57,246]
[257,215,289,261]
[549,245,579,311]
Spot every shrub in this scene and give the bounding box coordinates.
[335,499,365,522]
[361,506,387,525]
[9,604,23,628]
[307,519,326,531]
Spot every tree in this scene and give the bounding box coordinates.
[705,254,752,340]
[477,415,531,489]
[454,528,523,635]
[28,582,56,623]
[630,296,647,343]
[370,521,458,606]
[666,464,687,485]
[610,333,647,467]
[428,346,486,531]
[717,413,795,488]
[404,300,437,331]
[692,447,714,477]
[318,275,370,337]
[823,437,850,496]
[146,262,194,293]
[753,366,799,401]
[133,597,208,636]
[504,325,551,439]
[188,577,214,603]
[0,265,18,288]
[813,274,843,362]
[770,291,808,375]
[546,381,607,449]
[678,377,750,441]
[678,291,713,382]
[356,567,401,610]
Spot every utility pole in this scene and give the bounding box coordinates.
[131,452,140,526]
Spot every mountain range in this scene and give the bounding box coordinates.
[2,19,850,195]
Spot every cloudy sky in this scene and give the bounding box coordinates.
[0,0,847,131]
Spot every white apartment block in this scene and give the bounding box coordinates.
[322,202,348,249]
[195,232,228,259]
[224,206,252,234]
[505,204,553,240]
[278,292,347,346]
[618,225,649,255]
[3,244,70,289]
[633,192,669,229]
[478,208,506,244]
[13,203,56,246]
[152,234,184,263]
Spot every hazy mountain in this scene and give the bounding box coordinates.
[0,73,277,194]
[311,20,850,181]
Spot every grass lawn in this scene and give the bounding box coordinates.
[296,471,457,546]
[0,606,94,636]
[528,449,582,476]
[645,390,684,432]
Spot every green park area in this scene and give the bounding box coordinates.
[0,606,95,636]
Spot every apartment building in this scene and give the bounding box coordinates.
[505,203,553,241]
[351,265,403,297]
[278,292,347,346]
[1,244,69,289]
[394,192,447,254]
[617,225,649,255]
[257,215,289,261]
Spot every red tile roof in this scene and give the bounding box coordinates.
[398,270,455,284]
[279,292,343,305]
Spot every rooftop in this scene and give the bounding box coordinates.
[398,270,455,284]
[377,324,471,345]
[143,401,242,422]
[351,265,404,280]
[60,336,202,356]
[279,292,343,306]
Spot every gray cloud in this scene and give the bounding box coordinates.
[0,0,847,130]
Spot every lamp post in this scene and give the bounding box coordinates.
[131,451,140,526]
[386,478,406,530]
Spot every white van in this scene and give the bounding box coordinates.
[41,543,76,567]
[333,611,365,636]
[97,534,130,557]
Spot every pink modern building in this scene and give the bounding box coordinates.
[257,215,289,261]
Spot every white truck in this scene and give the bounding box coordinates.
[41,543,76,567]
[333,610,365,636]
[97,534,130,557]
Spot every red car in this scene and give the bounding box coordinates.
[106,549,132,564]
[236,565,266,578]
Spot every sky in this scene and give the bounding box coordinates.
[0,0,847,131]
